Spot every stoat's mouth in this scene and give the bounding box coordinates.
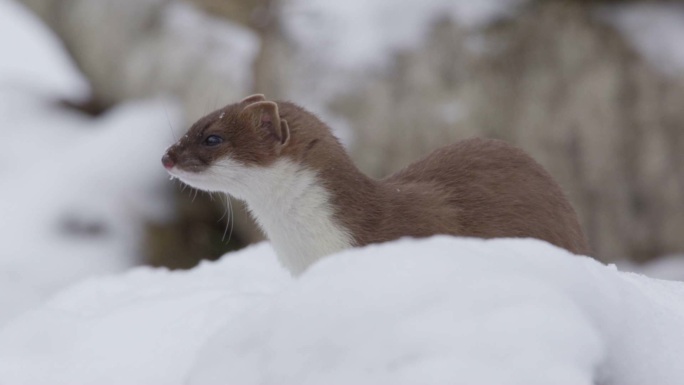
[173,163,209,173]
[165,157,258,200]
[166,167,217,192]
[168,163,248,197]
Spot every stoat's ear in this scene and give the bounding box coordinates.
[240,94,266,105]
[280,119,291,146]
[242,101,289,145]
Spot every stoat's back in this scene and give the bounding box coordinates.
[385,138,590,255]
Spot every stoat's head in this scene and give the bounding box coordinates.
[162,94,291,195]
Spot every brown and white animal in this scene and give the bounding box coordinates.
[162,94,590,275]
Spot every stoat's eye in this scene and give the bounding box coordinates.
[203,135,223,147]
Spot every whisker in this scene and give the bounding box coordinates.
[221,194,230,242]
[217,194,228,222]
[227,196,234,244]
[163,102,177,141]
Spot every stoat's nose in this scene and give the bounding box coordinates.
[161,153,176,169]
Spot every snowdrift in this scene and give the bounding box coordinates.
[1,236,683,384]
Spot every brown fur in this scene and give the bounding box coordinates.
[165,96,591,255]
[164,96,288,171]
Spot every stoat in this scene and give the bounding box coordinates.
[162,94,590,275]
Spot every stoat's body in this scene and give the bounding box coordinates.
[163,94,590,274]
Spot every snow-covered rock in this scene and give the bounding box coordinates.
[0,0,88,98]
[1,236,683,384]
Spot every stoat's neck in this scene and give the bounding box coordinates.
[241,158,362,275]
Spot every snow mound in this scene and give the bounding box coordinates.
[0,243,289,384]
[192,238,603,385]
[0,0,88,98]
[0,96,182,326]
[1,237,684,384]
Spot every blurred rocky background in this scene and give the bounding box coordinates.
[3,0,683,306]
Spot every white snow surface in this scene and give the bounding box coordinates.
[599,3,684,78]
[1,236,684,384]
[0,0,88,98]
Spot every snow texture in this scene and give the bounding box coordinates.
[0,243,288,384]
[599,3,684,78]
[1,237,684,385]
[0,0,88,98]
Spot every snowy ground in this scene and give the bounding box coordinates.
[1,236,684,384]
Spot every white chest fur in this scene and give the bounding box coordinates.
[171,158,353,275]
[241,160,354,274]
